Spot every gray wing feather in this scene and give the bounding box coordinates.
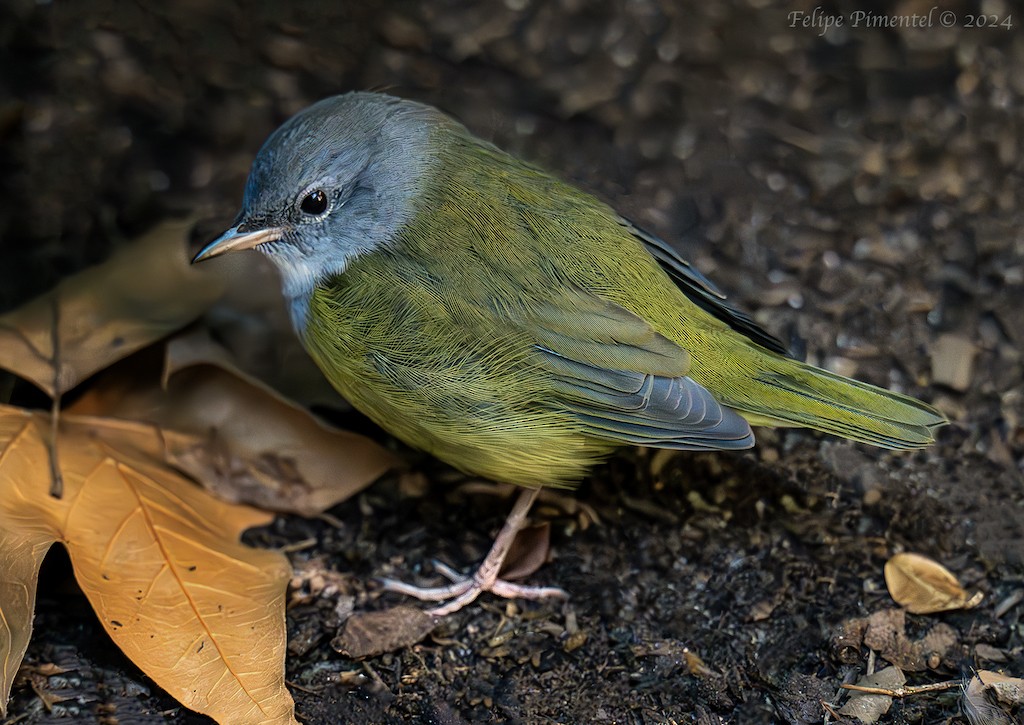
[539,347,754,450]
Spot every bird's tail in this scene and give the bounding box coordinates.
[725,353,947,450]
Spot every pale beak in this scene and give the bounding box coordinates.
[192,225,285,263]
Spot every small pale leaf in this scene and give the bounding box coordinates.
[884,552,981,614]
[964,671,1017,725]
[978,670,1024,706]
[839,666,906,723]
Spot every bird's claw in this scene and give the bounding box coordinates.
[378,567,567,617]
[376,487,568,616]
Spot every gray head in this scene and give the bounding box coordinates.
[194,92,444,327]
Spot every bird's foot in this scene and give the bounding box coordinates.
[379,560,568,617]
[377,487,568,616]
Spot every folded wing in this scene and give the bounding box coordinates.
[528,290,754,450]
[621,217,791,356]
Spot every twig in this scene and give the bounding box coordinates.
[840,680,960,698]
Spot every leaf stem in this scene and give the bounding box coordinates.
[48,294,63,498]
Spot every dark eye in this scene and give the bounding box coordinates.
[300,189,328,216]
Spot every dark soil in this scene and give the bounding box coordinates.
[2,1,1022,723]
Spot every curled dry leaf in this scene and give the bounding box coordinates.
[0,404,296,724]
[69,332,397,515]
[499,523,552,582]
[0,219,224,397]
[201,251,343,407]
[884,552,983,614]
[159,364,396,515]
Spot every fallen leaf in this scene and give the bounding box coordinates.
[884,552,983,614]
[0,528,53,706]
[839,666,906,723]
[332,606,437,659]
[0,219,224,396]
[0,405,296,723]
[861,608,957,672]
[975,643,1010,663]
[831,616,868,664]
[963,671,1019,725]
[977,670,1024,707]
[68,334,397,515]
[499,523,552,582]
[201,252,343,407]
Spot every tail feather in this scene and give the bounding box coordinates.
[732,357,947,450]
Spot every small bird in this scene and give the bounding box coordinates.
[195,92,947,616]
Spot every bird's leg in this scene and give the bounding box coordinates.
[378,486,568,617]
[451,481,601,530]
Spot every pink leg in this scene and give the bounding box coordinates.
[379,487,568,616]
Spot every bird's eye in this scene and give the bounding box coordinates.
[300,190,329,216]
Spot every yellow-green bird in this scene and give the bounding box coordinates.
[195,92,946,615]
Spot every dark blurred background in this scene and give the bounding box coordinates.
[1,0,1022,722]
[5,1,1019,325]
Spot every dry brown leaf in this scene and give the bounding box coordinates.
[977,670,1024,707]
[0,528,54,704]
[839,666,906,723]
[499,523,552,582]
[332,606,437,659]
[0,219,224,396]
[964,671,1019,725]
[862,608,957,671]
[0,405,296,724]
[884,552,983,614]
[201,253,343,407]
[68,335,396,515]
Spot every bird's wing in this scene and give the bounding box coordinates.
[528,289,754,450]
[620,217,791,356]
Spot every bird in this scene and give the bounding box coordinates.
[194,91,947,616]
